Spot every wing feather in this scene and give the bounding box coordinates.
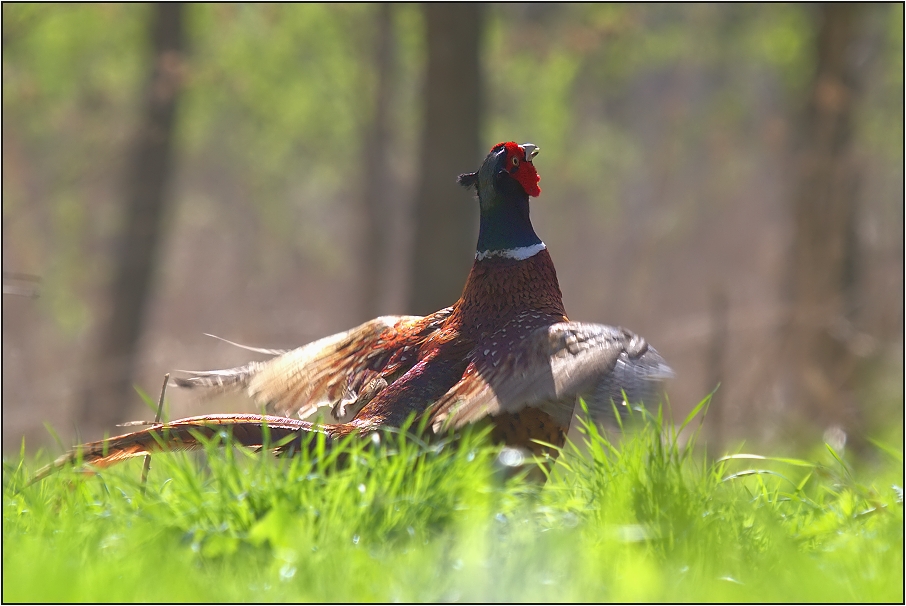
[175,309,453,421]
[430,322,671,431]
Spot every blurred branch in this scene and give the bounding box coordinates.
[2,272,41,299]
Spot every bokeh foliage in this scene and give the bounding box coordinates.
[3,4,147,335]
[2,3,902,450]
[4,3,901,329]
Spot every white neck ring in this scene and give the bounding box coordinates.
[475,242,546,261]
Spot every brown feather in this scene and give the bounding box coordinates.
[430,322,669,432]
[39,145,675,484]
[174,311,453,421]
[30,414,330,484]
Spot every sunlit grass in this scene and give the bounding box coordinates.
[3,401,902,602]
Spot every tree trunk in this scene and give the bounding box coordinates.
[79,3,186,433]
[360,3,397,320]
[408,3,484,315]
[785,3,866,441]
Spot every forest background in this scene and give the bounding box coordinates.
[2,3,903,458]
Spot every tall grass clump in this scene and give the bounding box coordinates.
[546,399,903,601]
[3,400,903,602]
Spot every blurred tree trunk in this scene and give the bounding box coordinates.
[408,3,484,315]
[79,3,186,433]
[360,3,397,320]
[785,3,867,440]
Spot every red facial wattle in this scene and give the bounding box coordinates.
[494,141,541,198]
[514,156,541,197]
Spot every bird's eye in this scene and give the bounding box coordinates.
[511,156,520,167]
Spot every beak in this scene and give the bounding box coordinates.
[521,143,539,162]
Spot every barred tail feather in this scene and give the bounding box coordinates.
[30,414,328,484]
[171,362,267,395]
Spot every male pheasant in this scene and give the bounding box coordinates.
[38,142,671,477]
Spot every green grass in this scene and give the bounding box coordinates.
[3,401,903,603]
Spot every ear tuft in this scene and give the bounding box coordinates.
[457,172,479,189]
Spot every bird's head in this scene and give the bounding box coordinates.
[458,142,544,259]
[458,141,541,203]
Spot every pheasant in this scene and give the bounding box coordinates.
[37,142,671,478]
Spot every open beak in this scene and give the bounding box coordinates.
[521,143,539,162]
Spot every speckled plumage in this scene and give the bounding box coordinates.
[39,142,671,478]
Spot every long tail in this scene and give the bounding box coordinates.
[170,334,287,394]
[171,362,267,394]
[31,414,332,484]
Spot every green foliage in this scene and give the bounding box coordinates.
[3,3,900,332]
[178,4,379,274]
[2,4,391,315]
[4,404,902,602]
[183,7,369,193]
[2,4,147,138]
[3,4,148,335]
[483,3,823,235]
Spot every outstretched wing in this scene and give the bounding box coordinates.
[430,322,672,432]
[30,414,335,484]
[175,309,453,421]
